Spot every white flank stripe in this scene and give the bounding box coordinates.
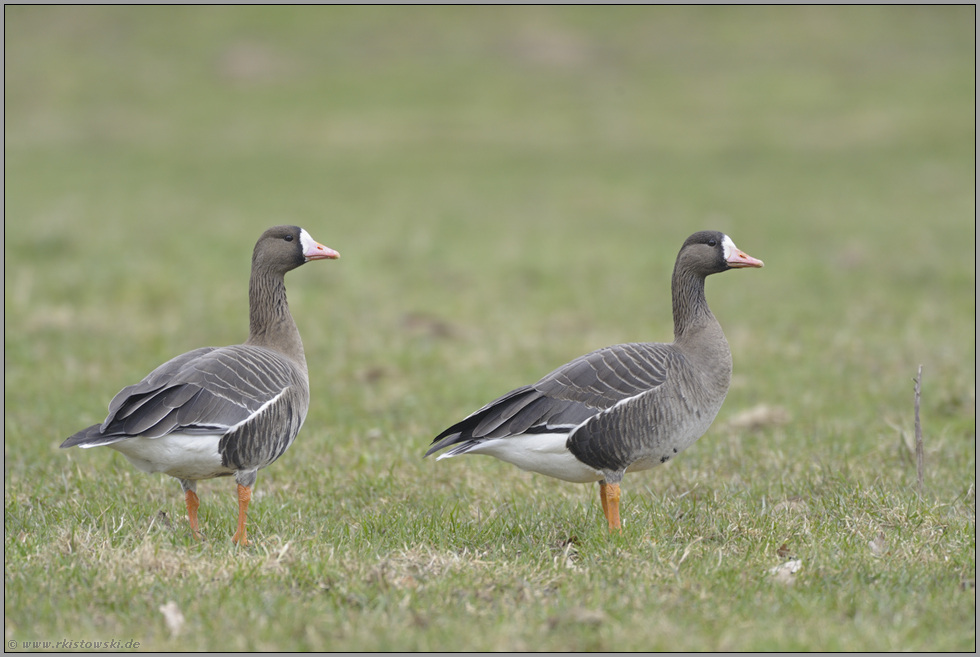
[226,388,287,433]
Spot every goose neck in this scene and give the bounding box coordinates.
[671,265,714,342]
[246,267,306,367]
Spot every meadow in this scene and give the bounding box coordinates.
[4,6,975,651]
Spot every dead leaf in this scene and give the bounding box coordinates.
[869,531,889,557]
[159,601,185,637]
[770,559,803,585]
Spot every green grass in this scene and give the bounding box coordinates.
[5,6,975,651]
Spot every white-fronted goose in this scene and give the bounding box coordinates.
[61,225,339,545]
[426,231,763,531]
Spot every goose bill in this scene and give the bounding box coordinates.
[727,248,764,268]
[300,229,340,261]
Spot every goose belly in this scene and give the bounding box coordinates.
[445,433,605,484]
[106,432,233,481]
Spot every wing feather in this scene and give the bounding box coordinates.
[427,342,676,456]
[62,344,303,448]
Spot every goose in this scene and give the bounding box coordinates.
[426,231,762,531]
[61,225,339,545]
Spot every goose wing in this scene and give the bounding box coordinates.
[427,342,674,456]
[61,345,302,448]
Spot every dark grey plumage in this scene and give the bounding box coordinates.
[428,342,672,453]
[427,230,763,530]
[61,225,339,543]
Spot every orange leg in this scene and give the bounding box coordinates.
[601,482,622,532]
[231,484,252,546]
[185,489,202,540]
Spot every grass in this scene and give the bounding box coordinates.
[4,6,975,651]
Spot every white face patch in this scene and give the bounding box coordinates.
[299,228,316,260]
[721,234,737,260]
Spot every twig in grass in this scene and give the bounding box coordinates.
[914,365,924,496]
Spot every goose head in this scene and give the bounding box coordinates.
[677,230,764,277]
[252,225,340,275]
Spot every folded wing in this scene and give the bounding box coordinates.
[427,342,674,456]
[61,345,300,448]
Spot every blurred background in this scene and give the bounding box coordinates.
[4,6,975,650]
[5,4,974,511]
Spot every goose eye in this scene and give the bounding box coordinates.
[708,239,717,247]
[284,234,294,242]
